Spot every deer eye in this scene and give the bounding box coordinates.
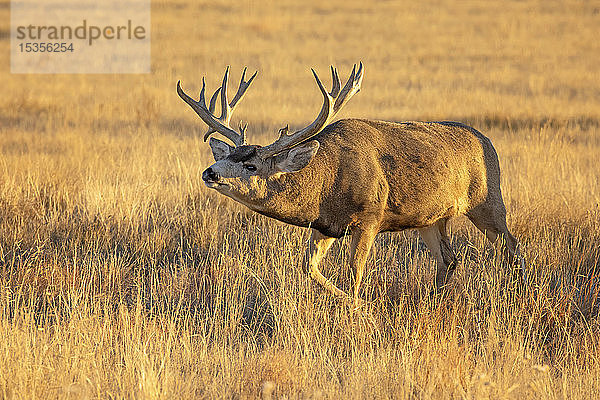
[244,164,257,172]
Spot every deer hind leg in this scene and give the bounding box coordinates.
[306,229,347,298]
[418,219,457,290]
[466,202,525,279]
[438,218,458,282]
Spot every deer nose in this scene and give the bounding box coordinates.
[202,167,220,182]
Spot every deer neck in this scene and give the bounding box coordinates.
[229,172,320,226]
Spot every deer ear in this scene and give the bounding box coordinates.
[275,140,320,173]
[209,137,234,161]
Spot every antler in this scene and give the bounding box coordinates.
[258,62,363,158]
[177,67,257,147]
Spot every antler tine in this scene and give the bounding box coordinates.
[334,64,355,110]
[278,125,289,137]
[198,77,208,109]
[203,86,222,137]
[238,120,248,144]
[330,66,341,97]
[219,66,231,125]
[197,78,218,141]
[258,63,363,159]
[230,67,258,111]
[177,67,257,147]
[333,62,363,113]
[208,86,221,115]
[311,68,334,103]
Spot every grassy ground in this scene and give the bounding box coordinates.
[1,0,600,398]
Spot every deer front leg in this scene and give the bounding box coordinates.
[349,227,378,305]
[306,229,347,298]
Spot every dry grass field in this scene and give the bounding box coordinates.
[1,0,600,398]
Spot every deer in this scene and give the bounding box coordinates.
[177,63,524,305]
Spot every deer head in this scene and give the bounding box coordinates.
[176,64,363,205]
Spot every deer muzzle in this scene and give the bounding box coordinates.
[202,167,223,188]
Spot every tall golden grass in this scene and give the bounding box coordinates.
[1,0,600,398]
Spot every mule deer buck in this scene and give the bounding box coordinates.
[177,63,523,304]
